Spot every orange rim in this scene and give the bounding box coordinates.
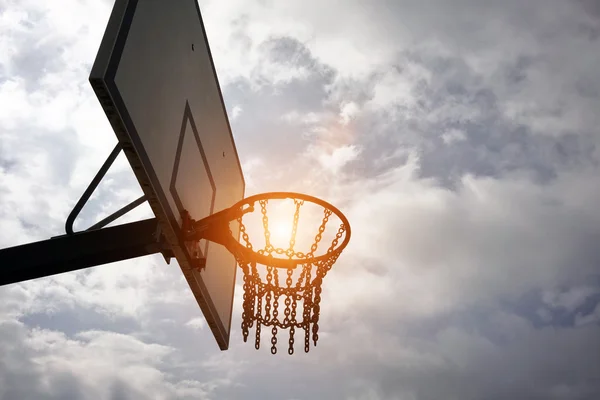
[227,192,351,269]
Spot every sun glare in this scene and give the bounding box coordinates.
[269,220,293,246]
[240,197,341,257]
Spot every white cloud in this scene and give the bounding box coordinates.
[310,144,361,174]
[542,286,598,312]
[8,256,192,321]
[441,128,467,144]
[327,159,600,319]
[185,317,206,331]
[340,102,359,125]
[230,105,243,120]
[0,319,222,399]
[366,63,431,113]
[282,110,323,125]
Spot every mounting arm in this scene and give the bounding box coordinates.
[0,218,172,286]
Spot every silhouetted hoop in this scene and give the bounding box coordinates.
[181,191,351,354]
[226,192,351,269]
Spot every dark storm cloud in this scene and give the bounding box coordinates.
[228,37,599,188]
[224,36,336,173]
[579,0,600,19]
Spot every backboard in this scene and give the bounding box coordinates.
[89,0,244,350]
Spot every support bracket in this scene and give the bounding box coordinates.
[0,218,173,286]
[64,143,148,234]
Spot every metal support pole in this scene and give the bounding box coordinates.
[87,195,147,231]
[0,218,172,286]
[65,143,122,235]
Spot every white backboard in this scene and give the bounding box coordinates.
[90,0,245,350]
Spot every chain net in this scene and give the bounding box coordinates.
[235,199,346,355]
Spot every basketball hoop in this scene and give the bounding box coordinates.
[181,192,351,354]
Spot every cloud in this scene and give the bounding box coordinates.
[441,128,467,145]
[309,144,361,175]
[185,317,206,331]
[230,105,243,120]
[0,319,224,399]
[542,286,599,312]
[576,303,600,326]
[339,102,359,125]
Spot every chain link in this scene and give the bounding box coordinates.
[259,200,273,253]
[308,209,332,257]
[286,200,303,258]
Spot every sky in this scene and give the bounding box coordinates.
[1,0,600,399]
